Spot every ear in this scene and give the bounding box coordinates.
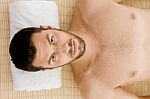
[40,25,56,29]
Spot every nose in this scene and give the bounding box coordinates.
[53,43,68,54]
[53,39,72,54]
[62,39,72,54]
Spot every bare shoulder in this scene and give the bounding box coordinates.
[77,71,113,99]
[75,0,114,14]
[70,0,115,31]
[77,72,139,99]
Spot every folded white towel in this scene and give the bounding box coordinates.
[9,0,61,91]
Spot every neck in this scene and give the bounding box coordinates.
[69,29,98,65]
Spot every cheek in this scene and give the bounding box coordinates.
[57,53,74,65]
[57,33,72,43]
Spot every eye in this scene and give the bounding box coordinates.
[51,36,55,45]
[50,53,56,63]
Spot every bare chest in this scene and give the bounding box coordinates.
[71,4,150,88]
[90,8,150,87]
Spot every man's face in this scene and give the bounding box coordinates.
[31,28,85,69]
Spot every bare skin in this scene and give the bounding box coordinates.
[31,0,150,98]
[69,0,150,99]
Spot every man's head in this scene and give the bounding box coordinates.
[9,26,85,72]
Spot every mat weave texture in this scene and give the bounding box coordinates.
[1,0,150,99]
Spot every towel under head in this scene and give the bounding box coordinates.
[9,0,61,91]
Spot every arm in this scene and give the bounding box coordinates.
[87,84,139,99]
[91,85,139,99]
[96,84,150,99]
[114,88,150,99]
[78,75,139,99]
[113,87,139,99]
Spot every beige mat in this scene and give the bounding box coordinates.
[0,0,150,99]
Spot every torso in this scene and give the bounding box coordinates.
[69,0,150,91]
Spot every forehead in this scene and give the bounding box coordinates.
[31,30,49,66]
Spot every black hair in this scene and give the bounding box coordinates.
[9,27,85,72]
[9,27,44,72]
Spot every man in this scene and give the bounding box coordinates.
[9,0,150,99]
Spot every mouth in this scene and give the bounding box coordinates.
[70,39,76,57]
[67,37,85,58]
[67,38,77,57]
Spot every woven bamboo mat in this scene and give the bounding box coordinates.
[0,0,150,99]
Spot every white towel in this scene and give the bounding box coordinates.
[9,0,61,91]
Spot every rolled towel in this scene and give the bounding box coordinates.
[9,0,61,91]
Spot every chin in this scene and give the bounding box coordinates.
[73,45,86,61]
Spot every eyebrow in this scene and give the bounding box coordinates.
[47,34,51,46]
[46,34,51,65]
